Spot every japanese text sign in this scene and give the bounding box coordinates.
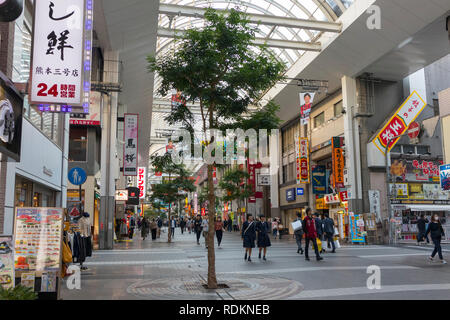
[372,91,426,155]
[138,167,146,199]
[332,137,345,189]
[30,0,93,108]
[123,114,138,176]
[299,138,309,184]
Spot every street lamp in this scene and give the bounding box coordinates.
[385,133,407,245]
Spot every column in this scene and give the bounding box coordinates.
[269,131,280,218]
[342,76,363,213]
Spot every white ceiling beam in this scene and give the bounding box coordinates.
[158,3,342,33]
[157,28,322,52]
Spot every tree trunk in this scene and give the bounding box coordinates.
[207,163,218,288]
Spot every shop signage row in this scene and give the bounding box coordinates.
[30,0,93,113]
[389,183,449,201]
[372,91,427,155]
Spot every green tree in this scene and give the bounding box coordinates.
[148,8,285,288]
[219,167,253,217]
[149,153,196,243]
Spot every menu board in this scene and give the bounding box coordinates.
[14,208,63,273]
[0,236,14,289]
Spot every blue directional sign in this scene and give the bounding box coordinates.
[68,167,87,186]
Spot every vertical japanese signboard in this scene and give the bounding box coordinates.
[332,137,345,189]
[123,114,138,176]
[372,91,426,155]
[299,138,309,184]
[295,133,300,184]
[138,167,146,199]
[0,236,14,289]
[30,0,93,112]
[247,162,257,203]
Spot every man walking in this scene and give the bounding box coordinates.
[323,214,336,253]
[170,216,176,238]
[194,215,203,245]
[314,213,324,253]
[294,213,304,254]
[303,208,323,261]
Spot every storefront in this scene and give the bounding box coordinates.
[15,175,57,208]
[389,157,450,242]
[280,187,307,234]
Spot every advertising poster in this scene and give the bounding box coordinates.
[0,71,23,161]
[299,92,315,126]
[40,271,57,292]
[123,113,139,176]
[14,208,63,272]
[391,158,442,183]
[372,91,426,155]
[332,137,345,189]
[171,90,186,111]
[349,213,365,243]
[30,0,92,109]
[312,165,326,194]
[440,164,450,191]
[299,138,310,184]
[0,236,14,289]
[70,91,101,125]
[20,272,35,289]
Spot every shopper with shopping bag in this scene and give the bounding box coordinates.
[292,213,304,255]
[302,208,323,261]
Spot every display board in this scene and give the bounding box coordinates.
[14,207,63,274]
[0,235,14,289]
[349,213,366,243]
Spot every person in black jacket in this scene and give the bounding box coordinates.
[425,214,447,264]
[416,214,430,245]
[193,215,203,245]
[256,214,271,261]
[323,214,336,253]
[242,214,256,262]
[314,213,325,253]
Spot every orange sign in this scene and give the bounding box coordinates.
[332,137,345,189]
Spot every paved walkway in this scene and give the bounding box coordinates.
[60,228,450,300]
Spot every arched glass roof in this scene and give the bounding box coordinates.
[150,0,354,165]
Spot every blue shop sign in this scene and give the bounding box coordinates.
[297,188,304,196]
[286,188,296,202]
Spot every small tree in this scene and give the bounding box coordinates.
[148,8,285,288]
[149,153,196,243]
[219,167,253,218]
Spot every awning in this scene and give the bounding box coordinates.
[394,204,450,212]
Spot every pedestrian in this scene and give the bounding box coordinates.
[202,217,209,248]
[194,215,203,245]
[215,216,224,247]
[180,218,186,235]
[150,219,158,240]
[303,208,323,261]
[233,217,239,232]
[170,216,176,238]
[157,217,163,238]
[417,214,430,245]
[277,219,284,239]
[256,214,271,260]
[272,218,278,239]
[323,214,336,253]
[129,214,136,239]
[228,217,233,232]
[314,213,325,253]
[425,214,447,264]
[141,217,149,241]
[242,214,256,262]
[187,218,192,234]
[294,213,304,255]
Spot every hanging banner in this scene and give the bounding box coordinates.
[440,164,450,192]
[295,133,300,184]
[137,167,146,199]
[171,90,186,111]
[247,163,257,203]
[0,236,14,289]
[299,92,315,126]
[30,0,93,111]
[312,165,326,194]
[123,113,138,176]
[372,91,427,155]
[332,137,345,189]
[299,138,310,184]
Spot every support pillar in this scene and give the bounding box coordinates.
[269,131,280,218]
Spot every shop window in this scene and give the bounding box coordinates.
[69,127,88,162]
[416,145,430,155]
[33,192,41,207]
[334,100,343,118]
[403,145,415,155]
[282,165,288,184]
[314,112,325,128]
[288,162,294,182]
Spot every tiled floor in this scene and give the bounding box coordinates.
[60,228,450,300]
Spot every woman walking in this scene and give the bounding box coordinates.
[256,214,271,260]
[150,219,158,240]
[272,218,278,239]
[425,214,447,264]
[242,214,256,262]
[141,217,149,240]
[194,215,202,245]
[215,217,224,247]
